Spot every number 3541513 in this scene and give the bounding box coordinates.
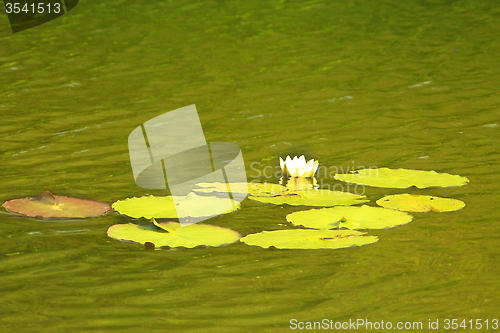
[443,319,498,330]
[5,2,62,14]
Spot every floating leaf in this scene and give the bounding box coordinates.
[249,189,368,206]
[194,182,286,197]
[112,192,240,219]
[334,168,469,188]
[286,205,413,230]
[107,220,241,248]
[376,194,465,212]
[240,229,378,250]
[2,191,111,219]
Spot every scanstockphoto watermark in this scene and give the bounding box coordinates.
[249,162,379,180]
[248,178,367,196]
[290,318,424,330]
[248,162,379,196]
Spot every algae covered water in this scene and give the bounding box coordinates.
[1,1,500,332]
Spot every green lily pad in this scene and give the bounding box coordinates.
[249,189,368,206]
[286,205,413,230]
[376,194,465,212]
[194,182,286,197]
[107,220,241,248]
[2,191,111,219]
[334,168,469,188]
[112,192,240,219]
[240,229,378,250]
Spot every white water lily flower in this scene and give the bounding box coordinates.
[280,155,319,178]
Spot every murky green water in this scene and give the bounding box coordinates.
[1,0,500,332]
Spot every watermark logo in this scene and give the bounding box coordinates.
[128,104,247,226]
[248,161,379,196]
[4,0,79,33]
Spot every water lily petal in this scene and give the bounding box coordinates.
[280,155,319,178]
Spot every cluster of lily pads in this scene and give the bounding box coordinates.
[1,156,468,251]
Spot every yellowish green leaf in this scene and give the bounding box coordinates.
[249,189,368,206]
[112,193,240,219]
[240,229,378,250]
[194,182,286,197]
[286,205,413,230]
[107,220,241,248]
[334,168,469,188]
[376,194,465,212]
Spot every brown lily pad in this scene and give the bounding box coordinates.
[2,191,111,219]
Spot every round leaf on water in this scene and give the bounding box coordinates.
[249,189,368,206]
[107,220,241,248]
[287,205,413,230]
[195,182,286,197]
[112,193,240,219]
[334,168,469,188]
[240,229,378,250]
[376,194,465,212]
[2,191,111,219]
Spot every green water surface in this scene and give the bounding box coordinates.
[1,0,500,332]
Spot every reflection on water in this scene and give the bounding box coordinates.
[1,0,500,331]
[280,176,318,191]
